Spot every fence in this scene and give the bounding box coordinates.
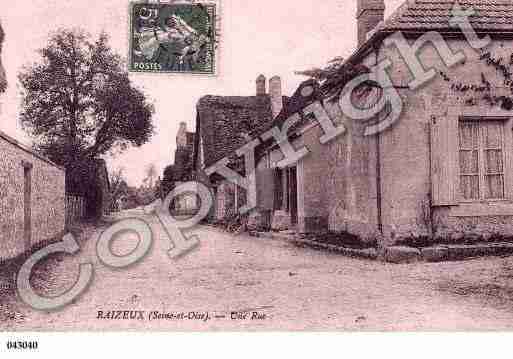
[66,195,85,226]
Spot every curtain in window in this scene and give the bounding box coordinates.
[458,120,505,200]
[459,121,480,200]
[483,121,504,199]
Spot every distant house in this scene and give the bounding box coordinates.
[193,75,286,222]
[174,122,196,183]
[163,122,197,214]
[256,0,513,247]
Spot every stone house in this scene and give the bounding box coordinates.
[0,130,66,260]
[255,0,513,247]
[193,75,286,221]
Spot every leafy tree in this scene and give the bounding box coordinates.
[143,163,158,189]
[19,28,155,168]
[108,167,130,211]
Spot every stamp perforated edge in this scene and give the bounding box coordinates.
[127,0,222,77]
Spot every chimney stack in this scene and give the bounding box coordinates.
[269,76,283,119]
[256,74,266,96]
[357,0,385,47]
[176,122,187,148]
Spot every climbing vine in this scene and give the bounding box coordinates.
[296,57,372,102]
[439,46,513,111]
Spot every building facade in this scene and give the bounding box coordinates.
[256,0,513,247]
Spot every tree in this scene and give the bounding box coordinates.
[108,167,129,211]
[19,28,155,168]
[143,163,157,189]
[0,21,7,94]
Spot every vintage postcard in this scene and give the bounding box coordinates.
[2,0,513,354]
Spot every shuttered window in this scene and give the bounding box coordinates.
[430,115,459,206]
[459,119,505,200]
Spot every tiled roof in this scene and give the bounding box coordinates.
[349,0,513,64]
[196,95,275,167]
[270,79,322,134]
[0,129,64,171]
[383,0,513,32]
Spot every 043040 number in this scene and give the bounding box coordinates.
[6,341,38,350]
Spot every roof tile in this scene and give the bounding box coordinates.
[197,95,275,167]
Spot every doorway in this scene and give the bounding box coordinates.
[274,166,298,228]
[23,162,32,251]
[289,166,298,226]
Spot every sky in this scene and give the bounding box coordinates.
[0,0,403,187]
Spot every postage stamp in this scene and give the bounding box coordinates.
[129,1,217,75]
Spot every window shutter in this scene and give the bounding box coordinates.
[256,168,275,210]
[430,114,459,206]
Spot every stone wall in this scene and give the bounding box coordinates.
[323,99,381,243]
[298,126,330,233]
[0,132,66,260]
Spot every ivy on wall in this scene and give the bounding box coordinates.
[439,47,513,111]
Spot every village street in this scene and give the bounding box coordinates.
[3,211,513,331]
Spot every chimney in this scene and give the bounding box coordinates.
[176,122,187,148]
[269,76,283,119]
[256,74,266,96]
[357,0,385,47]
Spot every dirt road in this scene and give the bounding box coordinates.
[3,211,513,331]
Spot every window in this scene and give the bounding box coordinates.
[459,119,505,200]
